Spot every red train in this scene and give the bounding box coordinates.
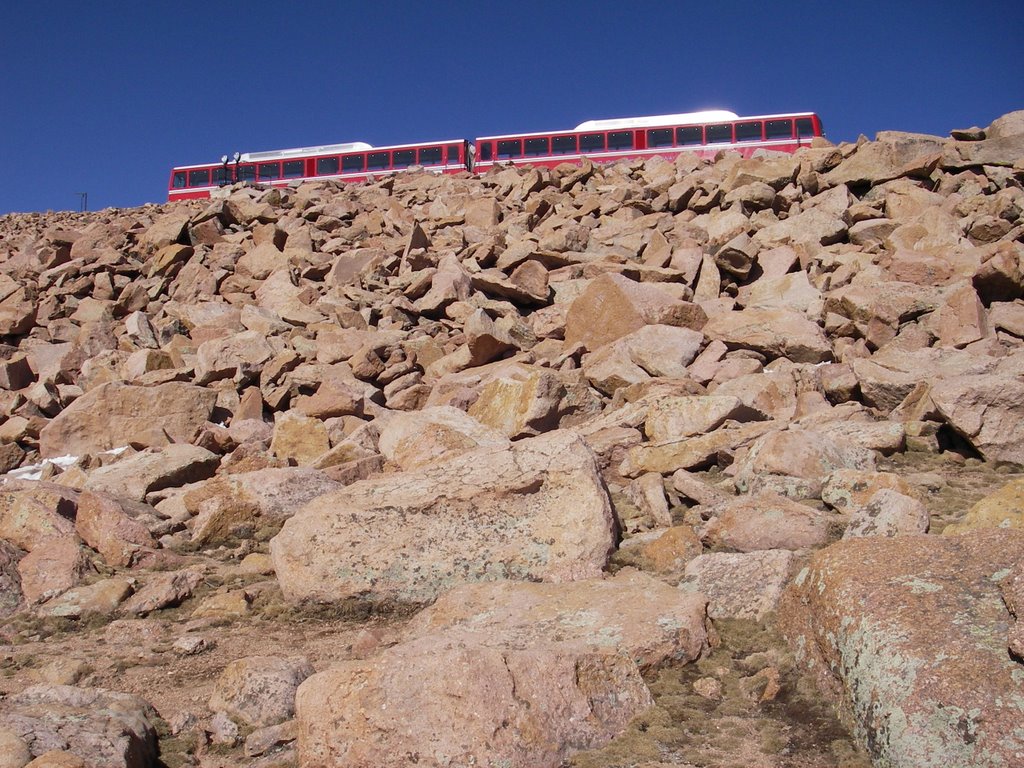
[167,110,824,201]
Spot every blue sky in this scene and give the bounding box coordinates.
[1,1,1021,215]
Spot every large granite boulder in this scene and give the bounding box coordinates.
[38,382,217,458]
[779,530,1024,768]
[270,430,616,604]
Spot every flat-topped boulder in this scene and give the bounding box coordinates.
[270,430,615,604]
[37,382,217,458]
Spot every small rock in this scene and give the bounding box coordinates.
[190,590,250,620]
[120,566,205,616]
[172,635,214,656]
[244,720,298,758]
[692,676,723,700]
[207,710,240,747]
[35,659,90,686]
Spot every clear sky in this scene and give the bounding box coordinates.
[1,1,1021,215]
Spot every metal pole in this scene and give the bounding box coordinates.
[76,192,88,212]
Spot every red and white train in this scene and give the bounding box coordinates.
[167,110,824,201]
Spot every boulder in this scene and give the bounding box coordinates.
[680,549,799,621]
[184,467,342,545]
[293,379,366,420]
[466,369,565,439]
[254,269,325,326]
[779,531,1024,768]
[614,324,705,378]
[702,307,832,363]
[613,525,704,583]
[644,395,758,442]
[700,492,834,552]
[296,635,654,768]
[0,287,38,336]
[736,271,823,316]
[732,428,877,499]
[74,491,157,567]
[378,406,509,470]
[209,656,315,728]
[930,374,1024,465]
[271,430,616,604]
[564,273,706,351]
[943,478,1024,534]
[0,685,157,768]
[752,208,847,248]
[269,411,330,466]
[403,569,711,671]
[581,343,651,395]
[821,469,921,512]
[0,482,78,552]
[119,566,205,616]
[842,488,930,538]
[623,421,775,475]
[1001,563,1024,660]
[193,330,275,385]
[38,578,133,619]
[38,382,217,458]
[83,444,219,502]
[623,472,672,530]
[16,537,93,605]
[0,727,31,768]
[820,131,947,187]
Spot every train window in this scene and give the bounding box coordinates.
[418,146,442,165]
[552,135,577,154]
[172,171,186,188]
[258,162,280,180]
[579,133,605,152]
[342,154,365,173]
[480,143,492,161]
[765,119,792,140]
[677,126,702,145]
[608,131,634,150]
[283,160,304,178]
[497,140,522,159]
[367,152,389,170]
[446,145,461,164]
[735,121,763,142]
[524,137,550,156]
[237,164,256,182]
[317,157,340,175]
[212,168,230,185]
[796,118,815,138]
[647,129,673,148]
[706,124,733,144]
[393,150,415,168]
[188,169,210,187]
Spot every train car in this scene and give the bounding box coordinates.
[473,111,824,173]
[168,138,471,201]
[167,110,825,201]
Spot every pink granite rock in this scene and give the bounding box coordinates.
[779,531,1024,768]
[38,382,217,458]
[271,430,615,603]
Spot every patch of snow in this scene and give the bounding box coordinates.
[2,445,130,483]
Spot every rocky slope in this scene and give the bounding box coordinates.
[1,110,1023,768]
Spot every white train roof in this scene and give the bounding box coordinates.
[574,110,739,131]
[241,142,374,162]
